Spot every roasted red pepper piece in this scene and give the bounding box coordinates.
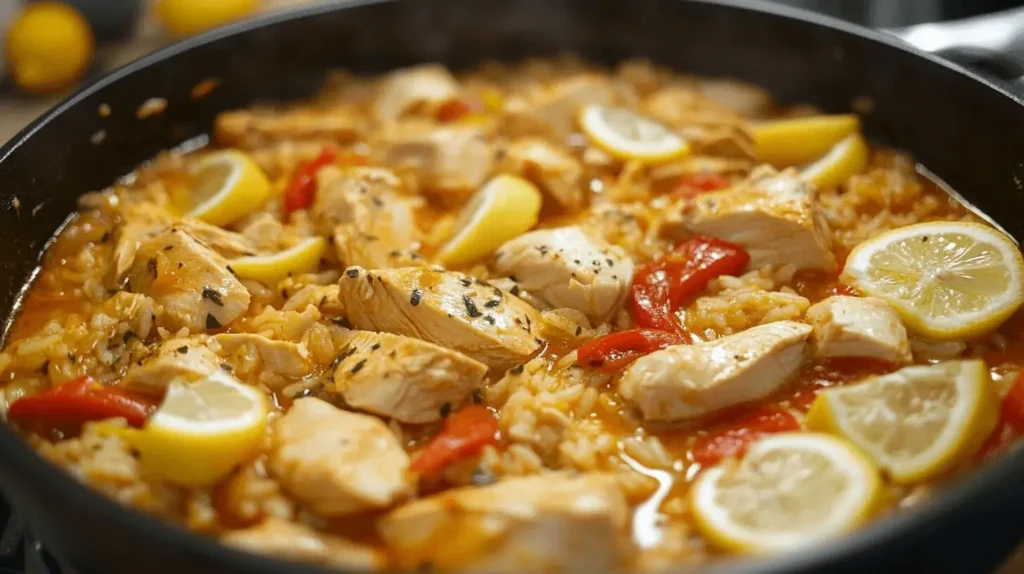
[670,172,731,199]
[283,147,337,214]
[576,329,684,372]
[630,236,750,334]
[690,407,800,467]
[7,376,156,428]
[409,405,499,477]
[436,99,474,123]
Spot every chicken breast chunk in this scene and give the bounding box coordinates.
[337,267,543,370]
[223,519,384,569]
[669,170,836,271]
[505,74,615,140]
[620,321,812,421]
[373,64,460,123]
[128,228,250,332]
[176,217,258,258]
[378,473,629,572]
[122,337,222,393]
[500,138,585,212]
[492,227,633,323]
[214,105,363,149]
[312,167,418,268]
[379,123,495,195]
[330,331,488,423]
[270,398,411,515]
[806,296,911,364]
[214,333,313,380]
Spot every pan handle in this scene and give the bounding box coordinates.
[885,7,1024,84]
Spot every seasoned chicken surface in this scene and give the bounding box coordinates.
[214,333,313,383]
[122,337,222,392]
[214,106,363,149]
[620,321,812,421]
[505,74,615,139]
[492,226,634,323]
[127,228,250,332]
[337,267,543,370]
[500,138,585,212]
[312,166,418,268]
[806,296,912,364]
[270,398,412,516]
[330,330,488,423]
[378,473,629,572]
[668,169,837,271]
[378,123,496,195]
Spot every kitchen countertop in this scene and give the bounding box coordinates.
[0,0,1021,571]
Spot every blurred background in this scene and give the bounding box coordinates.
[0,0,1022,142]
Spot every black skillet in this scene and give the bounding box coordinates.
[2,1,1024,573]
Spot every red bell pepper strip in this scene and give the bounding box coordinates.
[576,329,684,372]
[436,99,474,123]
[7,376,156,428]
[409,405,499,477]
[690,407,800,467]
[630,236,750,335]
[670,172,731,199]
[283,147,337,214]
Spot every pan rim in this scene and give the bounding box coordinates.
[0,1,1022,573]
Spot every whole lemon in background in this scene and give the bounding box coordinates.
[5,2,95,93]
[156,0,262,37]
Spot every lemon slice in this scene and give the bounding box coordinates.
[807,360,998,484]
[436,174,542,266]
[135,372,268,487]
[228,236,327,285]
[841,221,1024,339]
[800,133,869,189]
[578,105,690,162]
[182,150,272,227]
[691,432,880,554]
[753,114,860,167]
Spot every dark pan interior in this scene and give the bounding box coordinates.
[1,1,1023,573]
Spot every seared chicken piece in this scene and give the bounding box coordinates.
[500,138,585,212]
[237,212,286,253]
[122,337,223,393]
[379,123,495,195]
[644,84,746,128]
[337,267,543,370]
[176,217,258,258]
[373,64,459,123]
[505,74,615,140]
[668,169,836,272]
[620,321,812,421]
[312,167,418,269]
[270,398,411,516]
[214,333,313,379]
[330,331,488,423]
[128,228,250,332]
[379,473,629,572]
[492,226,634,324]
[214,105,362,149]
[223,519,384,569]
[806,296,912,364]
[697,78,772,117]
[112,203,174,281]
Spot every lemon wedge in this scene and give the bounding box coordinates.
[841,221,1024,339]
[800,133,869,189]
[156,0,260,37]
[807,360,998,484]
[578,105,690,162]
[691,432,880,554]
[135,372,268,487]
[182,150,272,227]
[228,236,327,285]
[5,2,94,93]
[436,174,542,267]
[753,114,860,167]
